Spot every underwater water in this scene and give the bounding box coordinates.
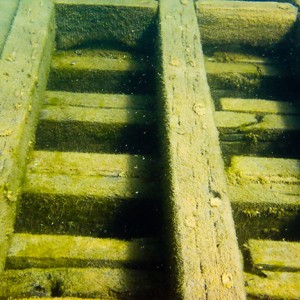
[0,0,299,299]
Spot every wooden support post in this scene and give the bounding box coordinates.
[158,0,245,298]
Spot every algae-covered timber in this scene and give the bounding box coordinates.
[158,0,245,298]
[0,0,55,272]
[54,0,158,51]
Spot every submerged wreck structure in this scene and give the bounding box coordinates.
[0,0,299,298]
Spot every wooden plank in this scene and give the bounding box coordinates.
[40,106,155,125]
[196,1,298,47]
[228,156,300,184]
[248,239,300,272]
[17,153,161,237]
[0,0,20,55]
[158,0,245,298]
[220,141,300,162]
[228,183,300,245]
[36,105,157,154]
[205,60,286,93]
[0,267,166,298]
[27,151,156,179]
[219,98,300,115]
[6,233,161,269]
[45,91,155,110]
[245,272,300,300]
[48,49,154,94]
[54,0,158,51]
[227,156,300,244]
[0,0,55,272]
[216,111,300,141]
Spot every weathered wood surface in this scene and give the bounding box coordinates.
[249,239,300,272]
[6,233,161,269]
[245,271,300,299]
[45,91,155,110]
[158,0,245,298]
[219,98,300,115]
[0,267,166,298]
[48,49,154,94]
[0,0,55,273]
[0,0,20,56]
[197,1,298,47]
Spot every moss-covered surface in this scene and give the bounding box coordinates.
[0,0,55,272]
[0,0,20,57]
[0,267,167,298]
[44,91,155,110]
[197,1,298,49]
[219,98,300,115]
[227,156,300,245]
[54,0,158,52]
[245,271,300,299]
[248,239,300,272]
[6,233,162,269]
[157,0,245,299]
[48,49,155,94]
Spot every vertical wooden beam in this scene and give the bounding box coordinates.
[158,0,245,298]
[0,0,20,56]
[0,0,55,272]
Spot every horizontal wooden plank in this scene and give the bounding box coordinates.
[249,239,300,272]
[54,0,158,50]
[228,182,300,206]
[35,121,157,154]
[6,233,161,269]
[245,271,300,300]
[219,98,300,115]
[221,140,300,162]
[45,91,155,110]
[27,151,156,179]
[228,182,300,245]
[216,111,300,141]
[205,59,294,99]
[39,106,155,125]
[197,1,297,47]
[0,267,166,298]
[48,49,154,94]
[24,173,157,200]
[52,49,148,72]
[228,156,300,184]
[17,167,161,237]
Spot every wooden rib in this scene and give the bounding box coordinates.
[0,267,166,298]
[196,1,297,47]
[6,233,161,269]
[248,239,300,272]
[27,151,156,179]
[48,49,154,94]
[245,272,300,299]
[219,98,300,115]
[44,91,155,110]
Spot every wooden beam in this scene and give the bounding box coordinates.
[6,233,161,269]
[0,0,19,55]
[196,1,298,47]
[0,0,55,273]
[0,267,166,298]
[158,0,245,298]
